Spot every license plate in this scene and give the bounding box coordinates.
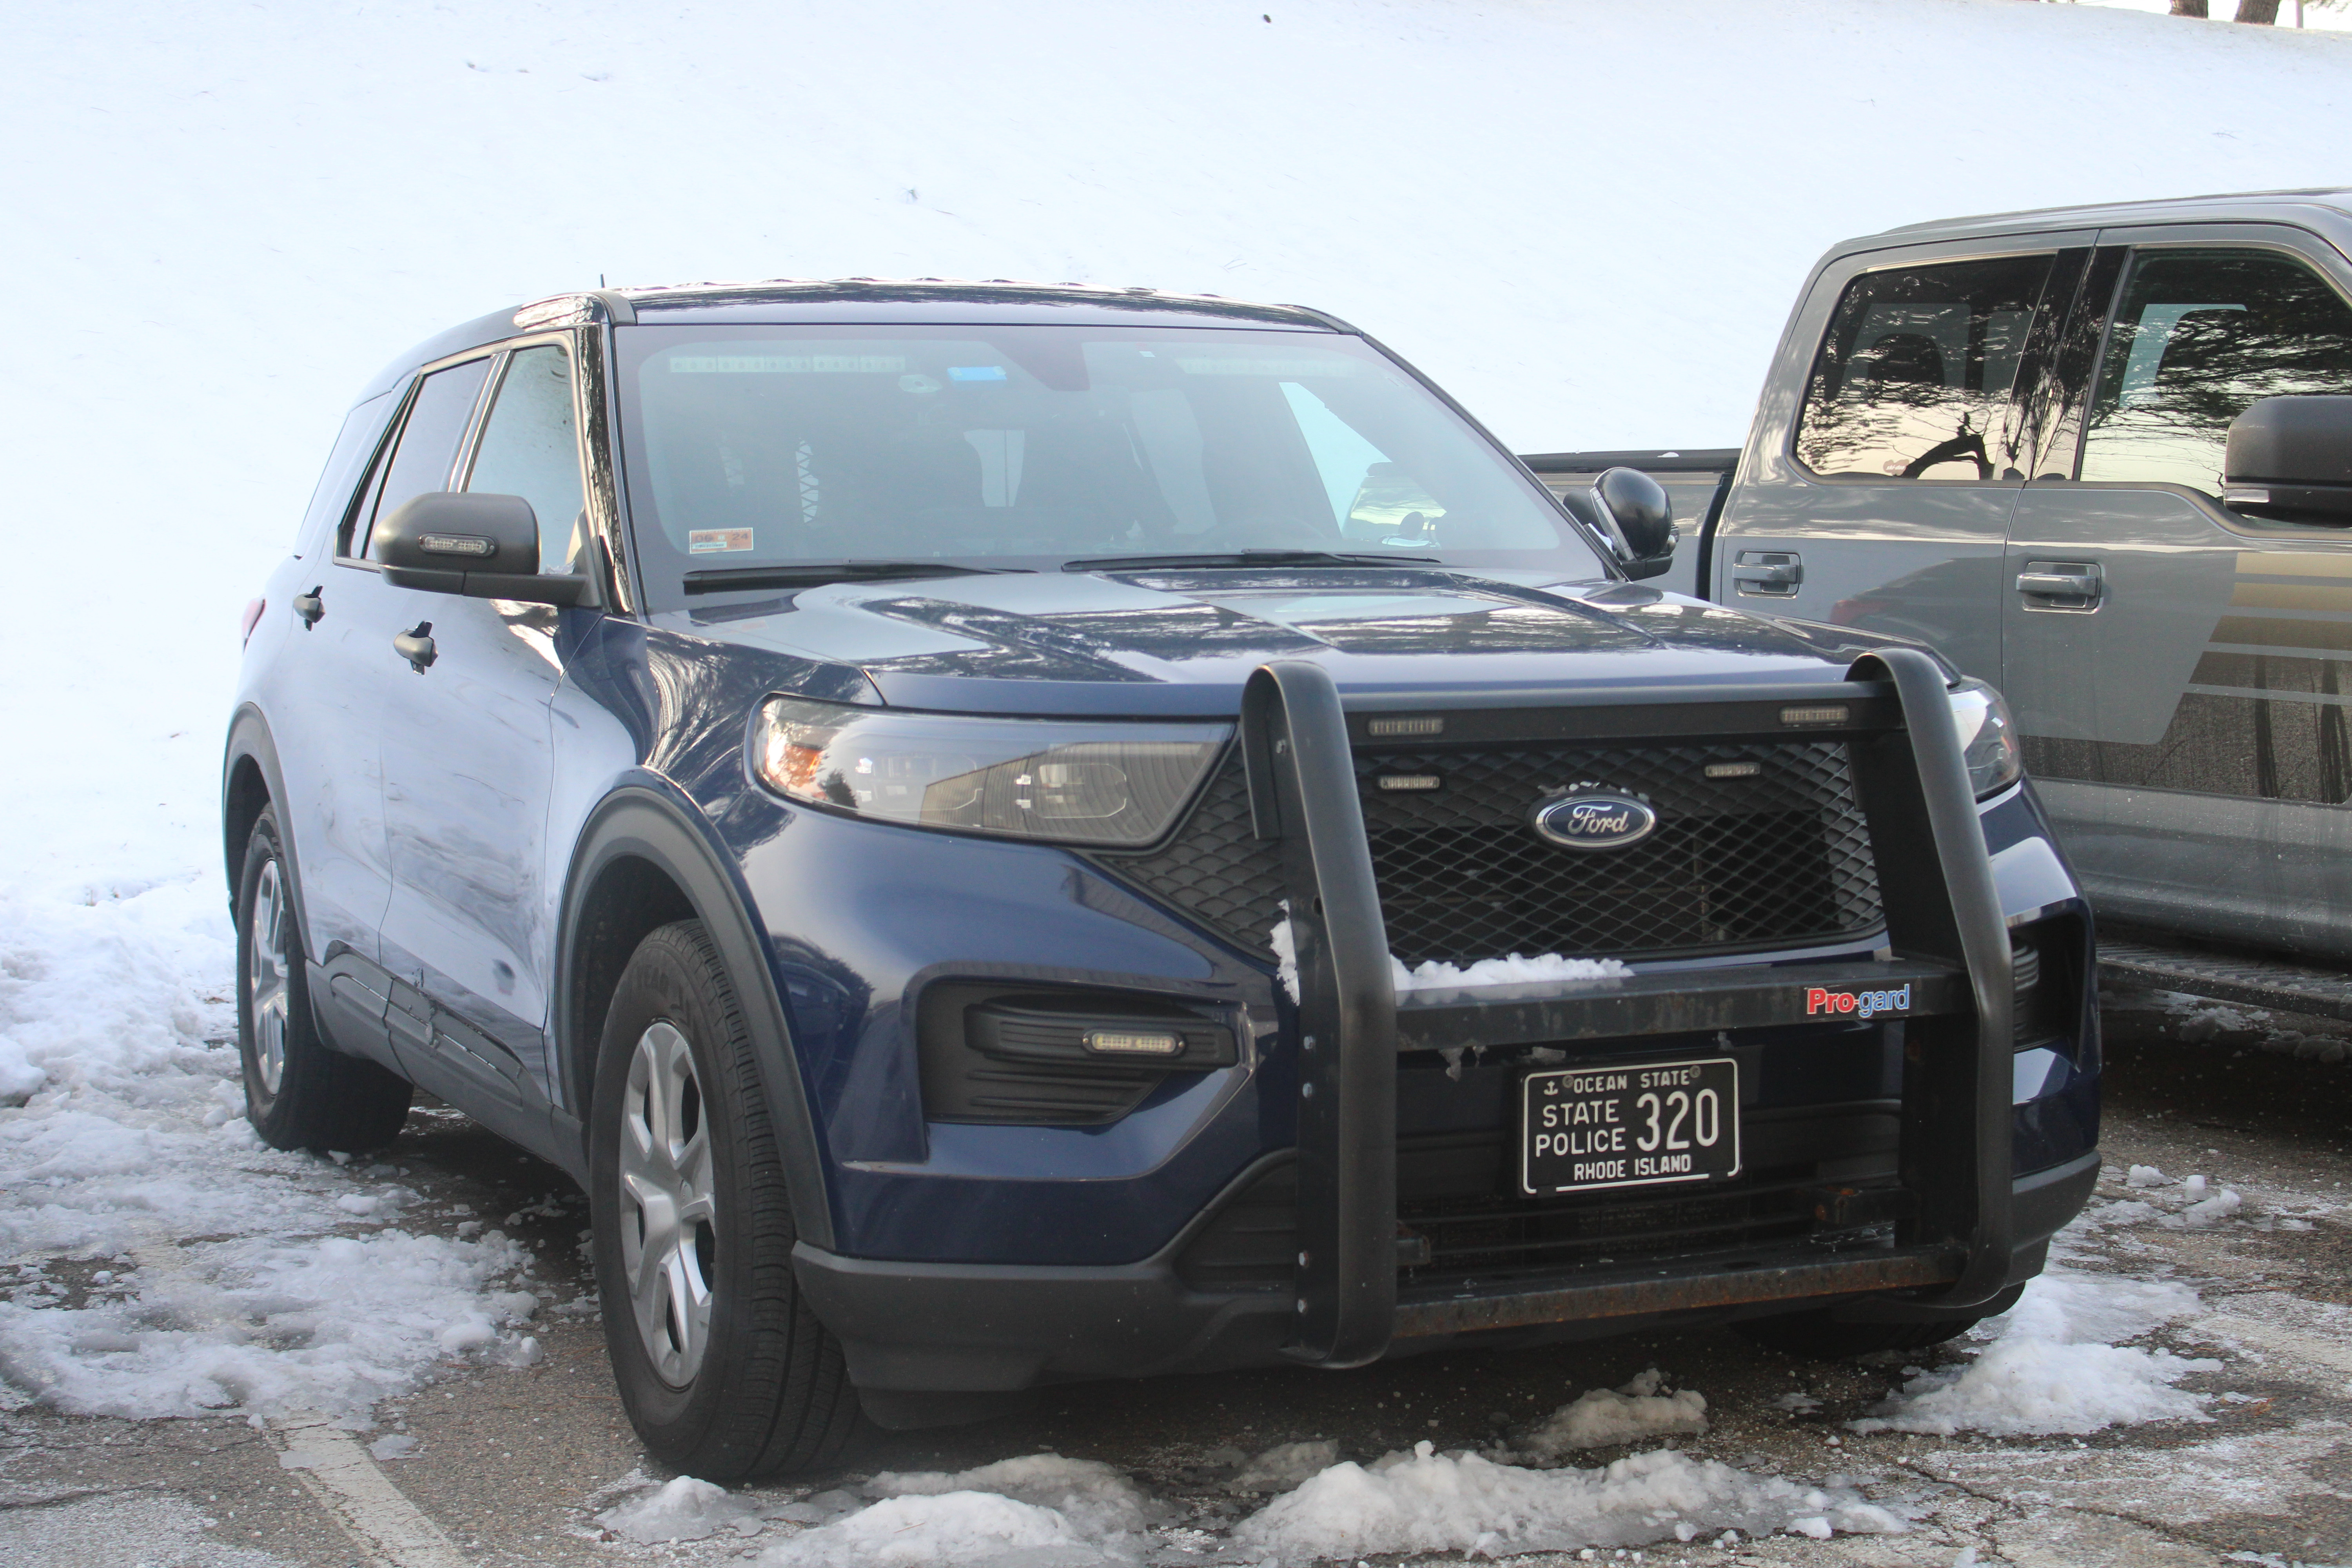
[1521,1056,1741,1196]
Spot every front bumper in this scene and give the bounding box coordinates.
[792,1148,2099,1393]
[775,651,2096,1388]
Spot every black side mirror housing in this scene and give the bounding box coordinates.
[1588,466,1676,579]
[2225,396,2352,526]
[373,492,588,606]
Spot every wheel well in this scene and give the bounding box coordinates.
[566,854,696,1118]
[223,755,271,911]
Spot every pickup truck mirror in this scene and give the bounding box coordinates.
[1589,467,1676,579]
[373,492,588,606]
[2224,396,2352,526]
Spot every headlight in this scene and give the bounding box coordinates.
[1948,678,2022,799]
[749,696,1230,847]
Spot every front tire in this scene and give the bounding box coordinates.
[589,920,860,1479]
[236,806,412,1152]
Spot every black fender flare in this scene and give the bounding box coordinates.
[221,704,308,960]
[553,782,836,1250]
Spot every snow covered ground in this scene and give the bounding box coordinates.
[5,2,2352,1563]
[7,1017,2352,1563]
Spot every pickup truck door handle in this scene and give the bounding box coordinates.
[1730,550,1802,595]
[393,622,437,673]
[292,586,325,628]
[2016,561,2103,610]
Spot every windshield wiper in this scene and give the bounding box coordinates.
[1059,549,1444,573]
[682,561,1027,595]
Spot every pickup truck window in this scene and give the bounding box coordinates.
[2078,248,2352,495]
[614,325,1601,609]
[1796,255,2055,483]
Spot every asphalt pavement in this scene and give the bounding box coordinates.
[11,994,2352,1568]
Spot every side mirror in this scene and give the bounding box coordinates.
[2225,396,2352,526]
[1589,466,1676,579]
[374,492,588,606]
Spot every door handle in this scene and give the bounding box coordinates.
[2016,561,2103,610]
[292,587,325,628]
[393,622,437,673]
[1729,550,1802,595]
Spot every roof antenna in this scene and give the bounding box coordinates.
[599,273,606,287]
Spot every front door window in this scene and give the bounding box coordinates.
[2078,248,2352,493]
[1795,254,2058,482]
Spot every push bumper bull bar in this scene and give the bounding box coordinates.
[1243,648,2017,1368]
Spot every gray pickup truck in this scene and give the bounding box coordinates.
[1528,188,2352,1011]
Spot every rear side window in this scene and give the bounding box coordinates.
[2078,248,2352,494]
[296,391,396,557]
[352,357,494,559]
[1796,254,2056,481]
[465,345,586,573]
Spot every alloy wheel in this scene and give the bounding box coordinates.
[619,1021,717,1386]
[247,858,290,1095]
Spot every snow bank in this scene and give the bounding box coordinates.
[1231,1440,1904,1559]
[1848,1270,2214,1438]
[1520,1368,1708,1458]
[867,1453,1163,1538]
[1269,912,1630,1004]
[759,1490,1118,1568]
[1,1212,542,1420]
[596,1475,759,1543]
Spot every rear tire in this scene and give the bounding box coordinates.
[1734,1308,1984,1359]
[588,920,861,1479]
[236,806,413,1152]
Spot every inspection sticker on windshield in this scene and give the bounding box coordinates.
[688,528,755,555]
[1521,1056,1740,1196]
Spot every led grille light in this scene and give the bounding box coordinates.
[1083,1029,1184,1057]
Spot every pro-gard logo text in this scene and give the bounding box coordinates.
[1804,984,1911,1020]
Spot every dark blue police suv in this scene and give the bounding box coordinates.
[224,281,2100,1478]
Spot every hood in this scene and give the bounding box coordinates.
[650,567,1928,716]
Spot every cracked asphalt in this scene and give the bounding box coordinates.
[11,994,2352,1568]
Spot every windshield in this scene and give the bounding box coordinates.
[612,323,1606,608]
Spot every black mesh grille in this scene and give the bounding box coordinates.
[1093,740,1882,965]
[1361,742,1880,964]
[1094,756,1288,950]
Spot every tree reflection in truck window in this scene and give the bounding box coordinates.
[1795,254,2055,483]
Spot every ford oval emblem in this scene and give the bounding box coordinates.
[1530,791,1659,851]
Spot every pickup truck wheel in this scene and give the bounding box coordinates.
[589,920,860,1479]
[236,806,413,1152]
[1734,1307,1983,1359]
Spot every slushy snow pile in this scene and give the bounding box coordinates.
[762,1454,1160,1567]
[1230,1440,1903,1559]
[1519,1368,1709,1458]
[1848,1269,2215,1438]
[1230,1439,1342,1493]
[596,1475,762,1544]
[758,1442,1901,1565]
[0,875,548,1420]
[1269,913,1632,1004]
